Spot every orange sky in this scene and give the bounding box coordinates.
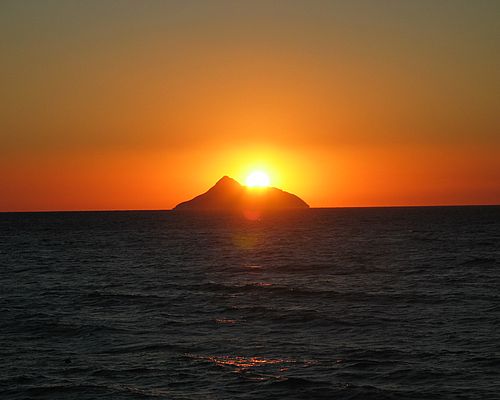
[1,1,499,211]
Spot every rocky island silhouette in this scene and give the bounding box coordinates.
[174,176,309,212]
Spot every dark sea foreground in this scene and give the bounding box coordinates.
[1,207,499,399]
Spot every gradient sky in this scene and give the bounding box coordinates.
[1,0,499,211]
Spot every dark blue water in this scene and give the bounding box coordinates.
[1,207,499,399]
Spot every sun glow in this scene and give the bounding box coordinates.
[245,171,270,187]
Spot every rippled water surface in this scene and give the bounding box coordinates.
[1,207,499,399]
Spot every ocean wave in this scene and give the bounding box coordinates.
[100,341,179,355]
[459,257,498,267]
[2,318,126,338]
[15,382,173,398]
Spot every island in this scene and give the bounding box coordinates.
[174,176,309,212]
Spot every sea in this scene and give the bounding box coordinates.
[1,207,499,399]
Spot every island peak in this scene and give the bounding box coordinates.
[214,175,240,186]
[174,176,309,212]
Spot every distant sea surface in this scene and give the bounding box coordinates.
[1,207,499,399]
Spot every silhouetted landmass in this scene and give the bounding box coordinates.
[174,176,309,212]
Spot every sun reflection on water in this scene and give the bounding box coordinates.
[214,318,237,324]
[187,353,318,382]
[243,264,263,270]
[207,355,284,369]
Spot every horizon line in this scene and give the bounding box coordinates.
[1,203,499,213]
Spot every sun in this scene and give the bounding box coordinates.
[245,171,271,187]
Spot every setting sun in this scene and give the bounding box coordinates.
[245,171,271,188]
